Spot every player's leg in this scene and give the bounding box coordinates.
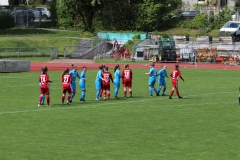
[175,84,182,98]
[162,80,167,95]
[62,90,66,104]
[129,82,132,97]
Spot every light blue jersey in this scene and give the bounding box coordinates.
[158,69,169,86]
[148,67,157,86]
[95,70,103,90]
[79,71,86,91]
[69,70,80,90]
[114,69,122,88]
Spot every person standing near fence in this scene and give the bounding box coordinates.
[95,65,104,100]
[69,64,80,103]
[61,68,72,104]
[169,64,184,99]
[38,66,52,106]
[79,66,87,101]
[145,62,158,96]
[113,64,122,98]
[122,64,133,98]
[157,65,169,96]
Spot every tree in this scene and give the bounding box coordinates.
[135,0,181,31]
[57,0,103,31]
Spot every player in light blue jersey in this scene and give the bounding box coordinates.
[79,66,87,101]
[113,64,122,98]
[95,65,104,100]
[145,62,158,96]
[69,64,80,103]
[157,65,169,96]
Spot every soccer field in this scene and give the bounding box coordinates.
[0,68,239,159]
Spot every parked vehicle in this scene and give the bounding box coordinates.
[31,7,51,21]
[219,21,240,35]
[179,11,200,20]
[11,10,35,23]
[231,25,240,42]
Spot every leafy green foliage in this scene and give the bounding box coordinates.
[188,14,208,29]
[213,6,232,29]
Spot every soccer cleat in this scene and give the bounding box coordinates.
[47,105,50,107]
[156,92,159,96]
[67,101,70,104]
[82,99,85,101]
[124,96,127,98]
[62,103,64,105]
[69,100,72,103]
[178,96,182,99]
[169,96,172,99]
[115,96,118,99]
[162,94,165,96]
[130,95,132,98]
[150,95,153,97]
[38,104,41,107]
[95,98,99,101]
[80,99,82,101]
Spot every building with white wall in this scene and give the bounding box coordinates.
[0,0,8,5]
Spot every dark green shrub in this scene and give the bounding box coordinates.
[0,13,15,30]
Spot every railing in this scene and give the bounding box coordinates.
[0,47,58,58]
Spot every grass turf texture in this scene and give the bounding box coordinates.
[0,68,239,159]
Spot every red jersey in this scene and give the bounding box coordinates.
[102,71,113,84]
[170,69,183,82]
[122,69,132,82]
[39,73,50,89]
[62,74,72,89]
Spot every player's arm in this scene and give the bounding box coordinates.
[110,74,113,83]
[47,75,52,83]
[179,72,184,82]
[165,71,169,78]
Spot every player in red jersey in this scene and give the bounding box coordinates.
[38,66,52,106]
[122,64,133,98]
[101,66,113,100]
[169,64,184,99]
[61,68,72,104]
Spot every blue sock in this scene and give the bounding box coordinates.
[96,90,100,99]
[153,88,157,93]
[70,92,75,100]
[149,88,153,96]
[158,88,161,93]
[116,90,118,97]
[42,95,45,104]
[114,89,118,97]
[82,92,85,100]
[163,88,166,94]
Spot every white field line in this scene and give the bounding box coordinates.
[0,98,237,115]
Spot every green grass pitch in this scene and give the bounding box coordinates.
[0,68,240,159]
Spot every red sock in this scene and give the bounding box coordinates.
[47,96,50,105]
[68,95,71,101]
[62,95,65,103]
[38,96,43,104]
[107,92,110,99]
[129,90,132,96]
[170,90,174,97]
[124,91,127,96]
[176,90,180,97]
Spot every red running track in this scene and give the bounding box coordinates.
[30,61,240,72]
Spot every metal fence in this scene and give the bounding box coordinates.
[0,47,58,58]
[64,36,107,58]
[131,38,240,63]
